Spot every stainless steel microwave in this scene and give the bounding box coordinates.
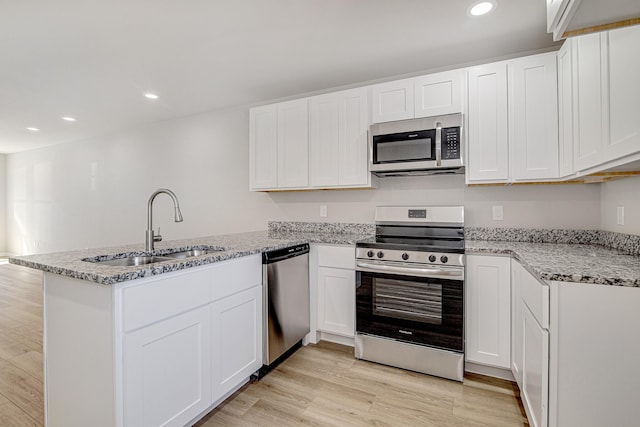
[369,113,464,176]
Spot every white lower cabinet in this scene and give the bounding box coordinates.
[465,255,511,369]
[317,266,355,337]
[522,303,549,427]
[510,259,524,387]
[311,244,356,343]
[42,254,262,427]
[123,306,213,427]
[211,285,262,402]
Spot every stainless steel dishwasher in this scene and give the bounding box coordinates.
[262,243,310,367]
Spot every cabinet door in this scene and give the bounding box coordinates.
[339,87,370,186]
[510,260,524,387]
[510,53,559,181]
[123,306,212,427]
[522,304,549,427]
[317,266,355,337]
[371,78,414,123]
[465,255,511,369]
[249,104,278,190]
[573,32,605,171]
[467,63,509,182]
[414,69,463,118]
[277,98,309,188]
[557,40,574,177]
[309,87,369,187]
[604,25,640,162]
[211,285,262,402]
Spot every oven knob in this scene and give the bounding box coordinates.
[440,255,449,263]
[367,250,374,258]
[377,251,384,259]
[428,255,436,263]
[402,252,409,261]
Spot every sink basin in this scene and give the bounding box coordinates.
[163,248,224,259]
[95,256,173,266]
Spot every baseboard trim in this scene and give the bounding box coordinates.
[465,361,515,381]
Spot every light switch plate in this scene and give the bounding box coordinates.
[320,205,328,218]
[617,206,624,225]
[492,205,504,221]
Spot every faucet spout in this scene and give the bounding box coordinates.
[146,188,183,251]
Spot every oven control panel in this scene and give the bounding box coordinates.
[356,248,464,267]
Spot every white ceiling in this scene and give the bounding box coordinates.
[0,0,558,154]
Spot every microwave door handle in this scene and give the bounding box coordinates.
[435,121,442,166]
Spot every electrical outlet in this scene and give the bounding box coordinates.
[320,205,328,218]
[492,205,504,221]
[617,206,625,225]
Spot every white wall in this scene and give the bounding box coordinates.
[6,107,283,254]
[6,106,604,256]
[0,154,6,254]
[600,176,640,235]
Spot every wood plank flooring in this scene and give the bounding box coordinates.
[0,263,44,427]
[0,263,528,427]
[196,341,529,427]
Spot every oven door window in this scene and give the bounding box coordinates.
[373,278,442,324]
[356,271,463,352]
[372,129,436,164]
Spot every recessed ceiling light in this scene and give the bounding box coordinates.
[62,116,76,122]
[26,127,40,132]
[468,1,496,16]
[144,93,159,100]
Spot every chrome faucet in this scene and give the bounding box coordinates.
[145,188,183,251]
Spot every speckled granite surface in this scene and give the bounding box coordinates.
[268,221,375,235]
[9,229,371,285]
[466,240,640,287]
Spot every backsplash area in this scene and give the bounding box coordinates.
[269,221,640,257]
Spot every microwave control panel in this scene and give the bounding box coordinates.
[441,127,460,160]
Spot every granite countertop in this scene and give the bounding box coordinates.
[466,240,640,287]
[9,230,370,285]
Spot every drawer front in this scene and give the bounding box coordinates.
[316,245,355,269]
[122,269,210,332]
[521,265,550,329]
[210,254,262,302]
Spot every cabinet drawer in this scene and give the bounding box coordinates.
[521,265,550,329]
[210,255,262,302]
[122,269,210,332]
[316,245,355,269]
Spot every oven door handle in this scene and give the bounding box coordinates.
[356,261,463,280]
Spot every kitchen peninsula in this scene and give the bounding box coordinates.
[10,225,640,427]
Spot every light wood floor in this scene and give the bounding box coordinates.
[0,263,528,427]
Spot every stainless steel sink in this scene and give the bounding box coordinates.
[163,248,224,259]
[95,256,173,266]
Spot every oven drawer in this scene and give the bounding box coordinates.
[520,263,549,329]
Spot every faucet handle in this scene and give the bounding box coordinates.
[154,227,162,242]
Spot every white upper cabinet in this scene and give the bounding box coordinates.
[277,99,309,188]
[573,33,605,171]
[467,53,561,184]
[467,62,510,183]
[604,25,640,162]
[557,40,575,177]
[309,87,370,188]
[371,78,414,123]
[510,53,559,181]
[414,69,464,118]
[249,99,309,190]
[371,69,464,124]
[249,104,278,190]
[572,26,640,173]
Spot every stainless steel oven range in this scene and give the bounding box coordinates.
[355,206,465,381]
